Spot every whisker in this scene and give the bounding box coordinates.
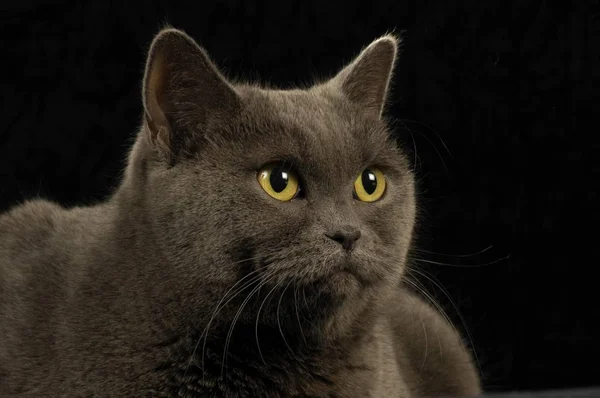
[397,119,449,173]
[174,257,267,379]
[416,304,428,371]
[277,279,296,357]
[293,284,307,345]
[197,268,267,381]
[255,279,284,365]
[302,285,309,310]
[403,277,444,364]
[412,245,494,258]
[401,279,432,372]
[396,118,420,171]
[408,268,483,377]
[299,284,320,332]
[221,271,279,378]
[411,254,509,268]
[296,284,318,333]
[170,267,266,381]
[403,276,454,328]
[398,117,452,158]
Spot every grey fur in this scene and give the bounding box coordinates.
[0,28,481,397]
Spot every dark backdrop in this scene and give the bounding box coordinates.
[1,0,598,393]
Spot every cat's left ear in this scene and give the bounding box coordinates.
[328,34,400,118]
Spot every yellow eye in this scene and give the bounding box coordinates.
[353,167,386,202]
[257,163,300,202]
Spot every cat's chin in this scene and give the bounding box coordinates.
[325,270,362,297]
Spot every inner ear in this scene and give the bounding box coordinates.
[144,53,172,153]
[142,28,241,161]
[329,34,400,118]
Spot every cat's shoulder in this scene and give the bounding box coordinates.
[0,200,67,316]
[385,286,462,357]
[386,286,452,331]
[0,199,76,275]
[0,199,65,244]
[385,286,482,396]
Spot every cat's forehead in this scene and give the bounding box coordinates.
[233,85,397,171]
[238,85,348,131]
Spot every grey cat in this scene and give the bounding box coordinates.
[0,28,481,397]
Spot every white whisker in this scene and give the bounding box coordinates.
[412,245,493,258]
[412,254,509,268]
[221,271,278,378]
[277,279,295,358]
[255,278,284,365]
[293,284,307,345]
[408,268,482,376]
[196,268,266,380]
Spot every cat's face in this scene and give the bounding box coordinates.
[129,29,415,327]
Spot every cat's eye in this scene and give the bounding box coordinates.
[353,167,386,202]
[257,163,301,202]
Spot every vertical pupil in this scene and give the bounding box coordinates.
[270,167,289,193]
[362,169,377,195]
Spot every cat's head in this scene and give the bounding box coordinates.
[123,28,415,334]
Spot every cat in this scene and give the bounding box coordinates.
[0,27,481,397]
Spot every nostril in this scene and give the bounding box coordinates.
[326,229,362,251]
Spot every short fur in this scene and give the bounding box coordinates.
[0,28,481,397]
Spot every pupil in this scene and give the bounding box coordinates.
[361,169,377,195]
[270,167,289,193]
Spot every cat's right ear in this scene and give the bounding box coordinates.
[327,34,400,118]
[142,28,240,162]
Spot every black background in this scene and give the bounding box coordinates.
[1,0,598,393]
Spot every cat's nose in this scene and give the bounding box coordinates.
[325,227,362,251]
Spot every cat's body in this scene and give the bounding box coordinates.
[0,28,481,397]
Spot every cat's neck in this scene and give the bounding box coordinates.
[151,300,385,396]
[161,279,386,366]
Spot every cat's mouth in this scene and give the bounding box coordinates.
[254,246,392,297]
[327,252,385,284]
[297,252,387,295]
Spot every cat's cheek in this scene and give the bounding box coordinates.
[250,203,308,241]
[352,206,396,249]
